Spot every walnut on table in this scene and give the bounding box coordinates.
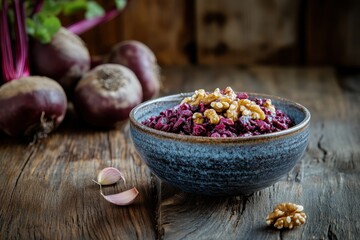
[266,202,307,230]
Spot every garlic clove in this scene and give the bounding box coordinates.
[96,167,125,185]
[101,187,139,206]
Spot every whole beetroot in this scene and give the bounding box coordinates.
[107,41,160,101]
[73,64,142,128]
[31,27,90,93]
[0,76,67,139]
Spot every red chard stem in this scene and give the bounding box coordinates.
[30,0,44,16]
[0,0,29,82]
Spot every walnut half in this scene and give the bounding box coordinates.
[204,109,220,124]
[192,112,204,124]
[238,99,266,120]
[266,203,306,230]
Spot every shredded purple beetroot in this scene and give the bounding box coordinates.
[142,91,294,138]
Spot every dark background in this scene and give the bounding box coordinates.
[61,0,360,68]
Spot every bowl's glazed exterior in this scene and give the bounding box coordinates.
[129,93,310,196]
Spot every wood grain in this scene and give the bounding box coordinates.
[306,0,360,67]
[195,0,300,65]
[0,122,156,239]
[66,0,194,65]
[1,67,360,239]
[57,0,360,66]
[119,0,194,65]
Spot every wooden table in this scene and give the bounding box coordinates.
[1,66,359,239]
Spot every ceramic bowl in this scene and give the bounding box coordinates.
[129,93,310,196]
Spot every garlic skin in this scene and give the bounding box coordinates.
[94,167,139,206]
[96,167,125,185]
[101,187,139,206]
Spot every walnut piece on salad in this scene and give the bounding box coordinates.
[143,86,295,138]
[182,87,268,123]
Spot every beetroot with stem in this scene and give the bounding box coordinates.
[30,27,90,93]
[73,64,142,128]
[107,41,160,101]
[0,76,67,138]
[0,0,67,139]
[29,0,132,93]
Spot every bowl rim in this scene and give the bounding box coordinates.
[129,92,311,143]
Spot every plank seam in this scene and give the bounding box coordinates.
[6,144,37,211]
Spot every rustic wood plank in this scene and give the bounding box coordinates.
[118,0,194,65]
[1,67,359,239]
[58,0,360,67]
[306,0,360,66]
[196,0,300,65]
[157,67,360,239]
[59,0,195,65]
[0,116,156,239]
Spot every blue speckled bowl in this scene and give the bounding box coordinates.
[129,93,310,196]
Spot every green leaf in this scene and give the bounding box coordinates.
[41,0,64,16]
[24,1,36,16]
[42,15,61,38]
[35,27,51,44]
[85,1,105,19]
[63,0,88,15]
[26,18,36,35]
[28,13,61,43]
[115,0,127,10]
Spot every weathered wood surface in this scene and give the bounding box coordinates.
[60,0,360,66]
[195,0,300,65]
[306,0,360,67]
[1,67,359,239]
[63,0,194,65]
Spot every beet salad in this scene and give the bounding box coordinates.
[142,87,294,138]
